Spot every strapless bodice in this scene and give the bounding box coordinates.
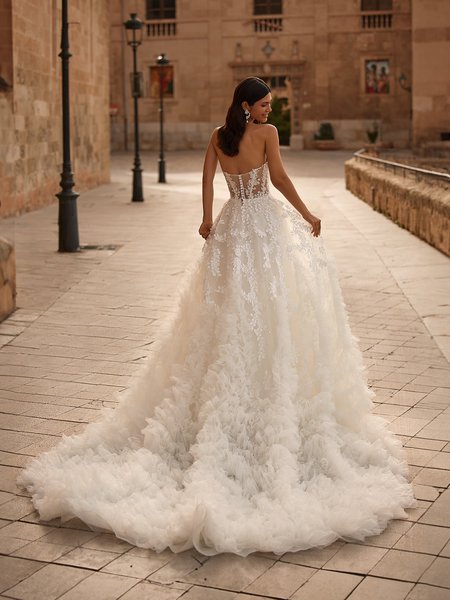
[223,162,270,202]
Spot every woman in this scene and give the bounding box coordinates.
[199,77,321,241]
[19,77,415,557]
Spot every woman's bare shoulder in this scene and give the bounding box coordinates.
[262,124,278,138]
[209,126,222,146]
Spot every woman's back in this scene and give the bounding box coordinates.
[213,123,267,175]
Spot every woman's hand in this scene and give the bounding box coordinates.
[199,221,213,240]
[305,213,321,237]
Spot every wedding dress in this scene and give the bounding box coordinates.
[19,162,416,557]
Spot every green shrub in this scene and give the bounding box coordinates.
[268,96,291,146]
[314,122,335,140]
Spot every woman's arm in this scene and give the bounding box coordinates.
[265,125,321,237]
[199,131,219,239]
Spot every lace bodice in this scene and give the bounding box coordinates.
[223,162,270,201]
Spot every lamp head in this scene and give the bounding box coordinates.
[124,13,143,46]
[156,53,170,66]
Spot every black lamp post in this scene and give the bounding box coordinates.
[124,13,144,202]
[56,0,80,252]
[156,53,169,183]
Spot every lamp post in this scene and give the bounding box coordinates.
[56,0,80,252]
[124,13,144,202]
[156,53,169,183]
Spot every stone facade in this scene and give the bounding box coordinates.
[111,0,413,151]
[0,0,110,218]
[411,0,450,147]
[345,157,450,256]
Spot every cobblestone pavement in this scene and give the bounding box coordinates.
[0,150,449,600]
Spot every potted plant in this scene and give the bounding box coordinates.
[313,122,338,150]
[366,122,379,145]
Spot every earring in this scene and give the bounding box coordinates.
[244,109,250,123]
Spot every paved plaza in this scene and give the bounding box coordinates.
[0,150,449,600]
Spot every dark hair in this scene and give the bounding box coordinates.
[217,77,271,156]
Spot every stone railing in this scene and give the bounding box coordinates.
[145,20,177,37]
[345,150,450,257]
[252,17,283,32]
[361,11,393,29]
[352,150,450,182]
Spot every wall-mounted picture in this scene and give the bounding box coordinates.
[365,59,390,94]
[150,65,174,98]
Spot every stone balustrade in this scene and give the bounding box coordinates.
[345,157,450,257]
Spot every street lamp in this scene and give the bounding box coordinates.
[156,53,169,183]
[56,0,80,252]
[124,13,144,202]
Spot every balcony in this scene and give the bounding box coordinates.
[361,11,393,29]
[253,17,283,33]
[145,20,177,37]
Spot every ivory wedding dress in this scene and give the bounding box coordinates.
[19,162,416,556]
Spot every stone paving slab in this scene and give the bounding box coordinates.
[0,150,449,599]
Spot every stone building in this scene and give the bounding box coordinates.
[0,0,110,219]
[411,0,450,148]
[111,0,418,151]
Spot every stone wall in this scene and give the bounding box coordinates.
[412,0,450,147]
[0,0,110,218]
[345,157,450,257]
[302,119,387,150]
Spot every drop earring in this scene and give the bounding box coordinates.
[244,109,250,123]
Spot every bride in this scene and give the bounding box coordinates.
[19,77,416,557]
